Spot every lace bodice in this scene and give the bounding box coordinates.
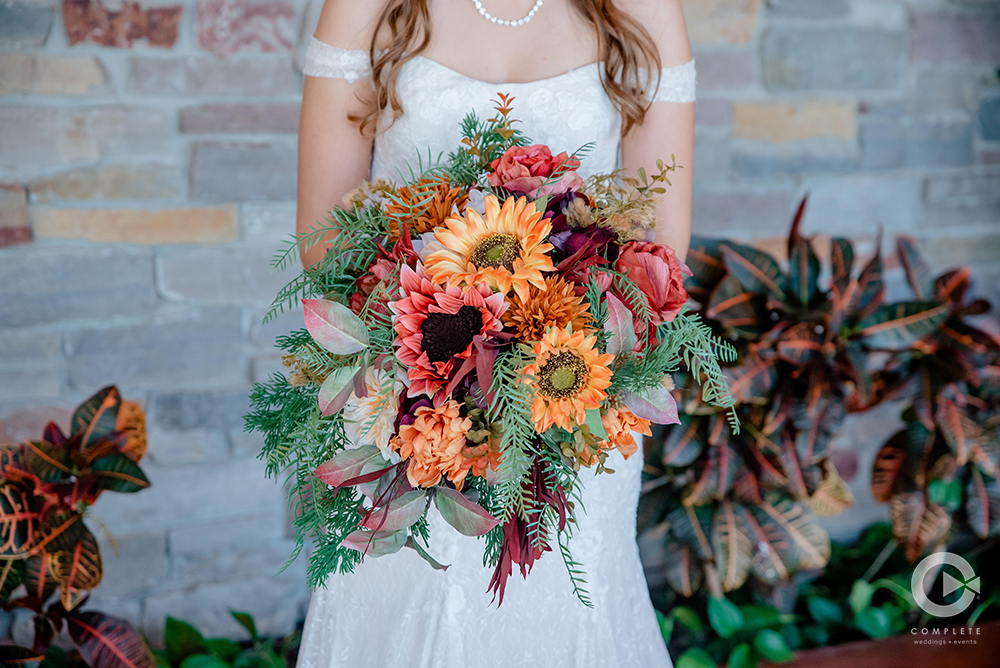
[302,36,696,183]
[296,35,687,668]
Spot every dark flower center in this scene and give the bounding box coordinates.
[537,351,588,399]
[470,233,522,271]
[421,305,483,364]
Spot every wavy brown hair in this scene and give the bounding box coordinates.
[351,0,662,136]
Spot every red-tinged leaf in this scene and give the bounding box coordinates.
[858,301,950,351]
[90,453,150,494]
[748,446,788,488]
[788,237,820,307]
[851,247,884,319]
[318,366,361,416]
[712,501,752,592]
[23,554,56,603]
[340,528,407,556]
[0,645,43,665]
[660,416,706,467]
[725,354,778,403]
[871,436,907,503]
[0,557,24,602]
[684,442,741,507]
[742,508,795,584]
[890,492,951,562]
[404,536,449,571]
[776,323,822,365]
[934,267,971,305]
[721,244,787,301]
[313,445,386,488]
[360,491,427,532]
[896,236,934,300]
[830,238,854,298]
[42,422,67,447]
[66,612,155,668]
[971,443,999,478]
[604,293,638,356]
[685,238,727,304]
[29,511,82,556]
[966,468,1000,539]
[49,524,103,610]
[936,321,1000,360]
[809,465,854,517]
[22,441,72,484]
[71,387,122,450]
[707,275,766,339]
[115,401,147,463]
[667,505,715,561]
[622,386,679,425]
[663,540,702,597]
[936,397,977,465]
[787,197,808,257]
[32,615,55,655]
[793,397,846,465]
[756,498,830,571]
[0,484,39,558]
[302,298,370,355]
[778,439,810,501]
[434,487,500,537]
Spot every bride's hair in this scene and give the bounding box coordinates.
[351,0,662,136]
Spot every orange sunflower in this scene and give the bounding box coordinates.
[425,194,554,303]
[503,275,592,342]
[524,326,614,433]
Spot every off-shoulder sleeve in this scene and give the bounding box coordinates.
[646,60,697,104]
[302,36,371,83]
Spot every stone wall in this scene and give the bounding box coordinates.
[0,0,998,641]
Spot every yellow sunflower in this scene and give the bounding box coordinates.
[524,326,614,433]
[425,194,554,303]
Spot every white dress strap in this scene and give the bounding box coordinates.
[647,59,697,104]
[302,36,372,83]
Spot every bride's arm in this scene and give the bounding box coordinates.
[619,0,695,262]
[297,0,380,268]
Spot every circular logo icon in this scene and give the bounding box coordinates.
[911,552,980,617]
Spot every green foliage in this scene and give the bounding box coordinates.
[158,612,298,668]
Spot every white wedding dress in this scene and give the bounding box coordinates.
[297,36,696,668]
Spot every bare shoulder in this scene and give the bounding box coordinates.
[616,0,692,66]
[313,0,388,50]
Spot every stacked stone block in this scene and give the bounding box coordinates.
[0,0,998,639]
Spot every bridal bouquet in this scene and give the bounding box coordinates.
[247,95,736,605]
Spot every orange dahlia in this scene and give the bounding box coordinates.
[394,399,472,488]
[389,264,507,399]
[503,275,592,342]
[600,403,651,460]
[385,174,468,237]
[426,194,554,303]
[524,326,614,433]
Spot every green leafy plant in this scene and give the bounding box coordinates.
[154,612,299,668]
[869,238,1000,561]
[0,386,154,668]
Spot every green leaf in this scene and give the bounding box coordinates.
[708,596,745,638]
[313,445,387,488]
[855,607,892,639]
[753,629,794,663]
[22,441,72,483]
[673,606,704,634]
[584,408,608,441]
[806,596,843,626]
[676,648,717,668]
[90,452,151,494]
[318,366,360,417]
[360,491,427,532]
[656,609,674,645]
[40,646,69,668]
[179,655,231,668]
[230,610,257,640]
[740,604,783,633]
[0,558,25,602]
[928,478,963,513]
[722,243,787,301]
[727,643,754,668]
[70,386,122,449]
[205,639,241,663]
[788,237,820,307]
[857,301,950,351]
[0,645,44,666]
[165,617,208,660]
[849,580,875,615]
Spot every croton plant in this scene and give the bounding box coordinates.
[0,386,154,668]
[871,238,1000,561]
[641,200,962,598]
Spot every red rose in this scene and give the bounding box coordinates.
[614,241,690,334]
[488,144,583,198]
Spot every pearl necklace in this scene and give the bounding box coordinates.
[472,0,545,26]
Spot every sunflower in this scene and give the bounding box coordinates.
[389,264,508,399]
[524,326,614,433]
[503,275,592,342]
[386,173,468,237]
[426,194,554,303]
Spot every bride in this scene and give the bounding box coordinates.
[294,0,695,665]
